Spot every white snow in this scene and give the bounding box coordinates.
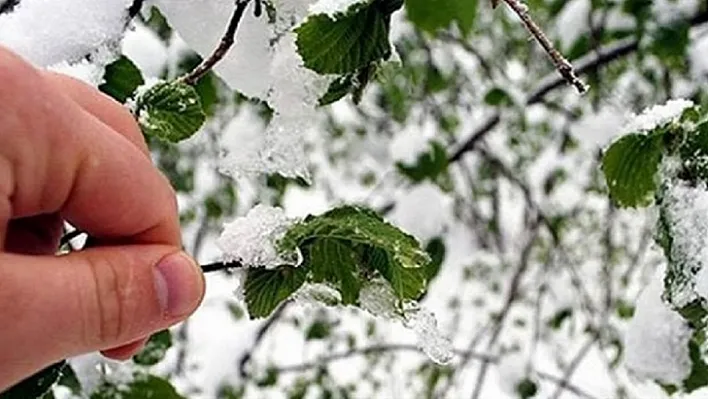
[663,180,708,306]
[122,22,168,78]
[308,0,364,17]
[155,0,332,179]
[497,353,528,396]
[621,99,694,135]
[153,0,273,99]
[403,305,454,365]
[0,0,129,67]
[359,278,453,365]
[624,270,693,386]
[390,182,452,242]
[389,123,436,165]
[216,204,297,268]
[652,0,700,24]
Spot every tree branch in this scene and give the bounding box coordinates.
[238,301,291,378]
[267,342,599,399]
[179,0,251,86]
[448,8,708,164]
[502,0,587,94]
[127,0,145,20]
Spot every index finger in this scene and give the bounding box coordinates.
[0,47,181,247]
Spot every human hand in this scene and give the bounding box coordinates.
[0,47,205,391]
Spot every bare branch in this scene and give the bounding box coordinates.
[238,301,291,378]
[180,0,252,86]
[502,0,588,94]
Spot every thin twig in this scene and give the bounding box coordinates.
[549,337,597,399]
[127,0,145,19]
[268,342,596,398]
[0,0,19,14]
[448,8,708,164]
[502,0,588,94]
[238,301,290,378]
[59,229,85,248]
[179,0,251,86]
[470,223,541,399]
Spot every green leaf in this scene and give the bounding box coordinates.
[601,132,664,208]
[305,319,332,340]
[133,329,172,366]
[648,21,690,70]
[483,87,513,107]
[244,266,308,318]
[404,0,477,36]
[364,247,427,300]
[397,141,450,184]
[308,239,361,304]
[680,121,708,182]
[547,307,572,329]
[56,364,81,395]
[683,338,708,392]
[99,56,145,103]
[91,374,183,399]
[319,75,355,106]
[516,378,538,399]
[0,361,65,399]
[135,81,206,143]
[424,237,445,281]
[296,3,391,74]
[280,206,431,301]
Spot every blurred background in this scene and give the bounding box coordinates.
[19,0,708,397]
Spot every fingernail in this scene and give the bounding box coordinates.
[153,252,203,317]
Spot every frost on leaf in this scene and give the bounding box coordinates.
[625,271,692,385]
[359,277,400,319]
[621,98,694,135]
[156,0,333,178]
[359,278,453,365]
[217,205,297,268]
[403,305,454,365]
[660,180,708,308]
[293,282,343,307]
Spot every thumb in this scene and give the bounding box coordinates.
[0,246,204,389]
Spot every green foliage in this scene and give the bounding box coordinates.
[404,0,477,36]
[547,307,572,330]
[305,319,333,340]
[679,122,708,182]
[135,81,206,143]
[397,142,450,186]
[424,237,446,281]
[99,56,144,103]
[647,21,690,70]
[682,338,708,393]
[240,206,432,318]
[91,374,183,399]
[319,65,376,106]
[308,239,362,304]
[133,329,173,366]
[484,87,514,107]
[56,364,82,396]
[516,378,538,399]
[244,266,308,318]
[601,132,664,208]
[296,2,391,74]
[0,361,65,399]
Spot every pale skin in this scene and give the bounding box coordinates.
[0,47,205,391]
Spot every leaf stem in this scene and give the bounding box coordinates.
[59,230,241,273]
[502,0,588,94]
[201,260,243,273]
[179,0,252,86]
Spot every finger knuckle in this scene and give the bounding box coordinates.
[80,252,140,346]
